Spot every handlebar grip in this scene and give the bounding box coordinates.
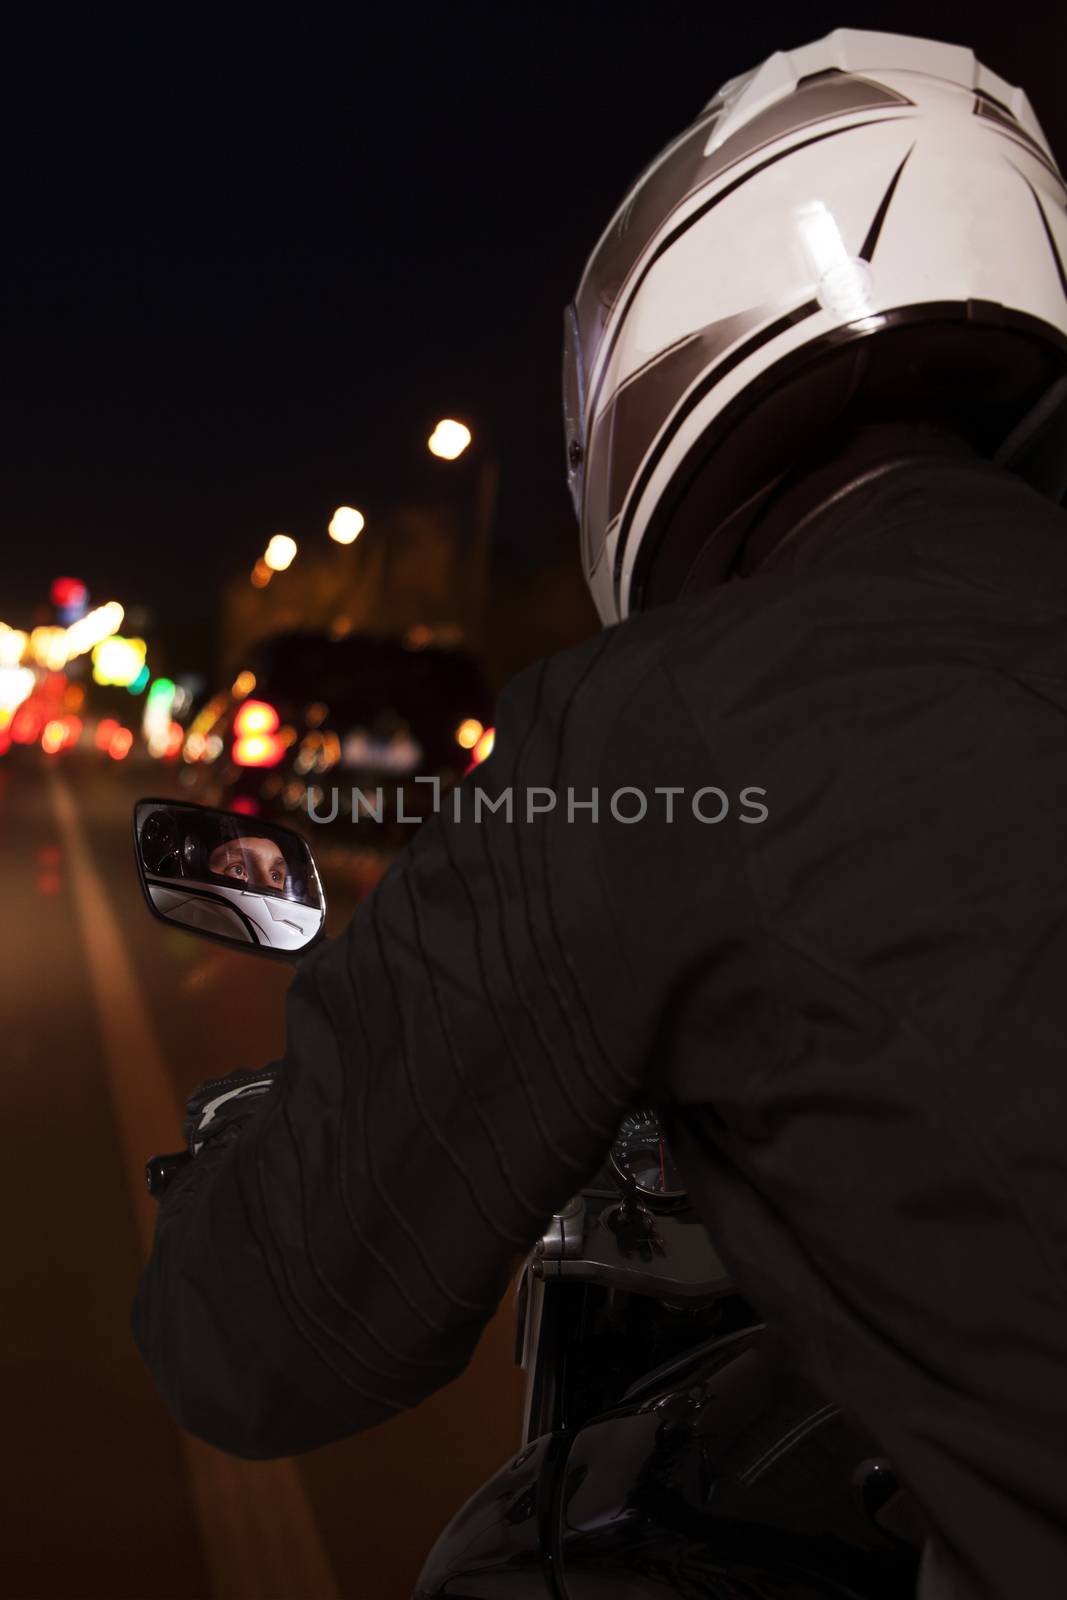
[145,1150,193,1198]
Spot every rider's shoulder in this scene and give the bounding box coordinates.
[524,583,769,690]
[494,585,762,731]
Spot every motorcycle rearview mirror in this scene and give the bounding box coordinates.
[132,798,327,962]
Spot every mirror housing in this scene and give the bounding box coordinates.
[133,798,327,961]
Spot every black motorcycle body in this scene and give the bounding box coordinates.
[415,1182,921,1600]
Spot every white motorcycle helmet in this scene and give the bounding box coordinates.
[564,28,1067,624]
[145,879,323,951]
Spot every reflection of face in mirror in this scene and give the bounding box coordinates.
[208,836,289,894]
[134,800,326,955]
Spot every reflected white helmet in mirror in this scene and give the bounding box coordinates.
[563,28,1067,624]
[146,879,324,951]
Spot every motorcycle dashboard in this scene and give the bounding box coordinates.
[609,1109,687,1207]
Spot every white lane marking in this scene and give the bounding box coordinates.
[50,768,340,1600]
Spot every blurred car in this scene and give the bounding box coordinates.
[179,629,494,850]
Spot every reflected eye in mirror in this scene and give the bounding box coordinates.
[133,798,327,961]
[207,836,289,890]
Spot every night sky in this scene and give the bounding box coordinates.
[2,5,1065,624]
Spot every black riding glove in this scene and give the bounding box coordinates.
[145,1067,281,1198]
[182,1066,281,1155]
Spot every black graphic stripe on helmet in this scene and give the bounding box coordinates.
[859,144,916,262]
[574,75,910,373]
[582,114,912,442]
[974,94,1064,185]
[584,307,774,543]
[573,74,915,423]
[973,87,1019,123]
[974,91,1050,161]
[592,145,918,549]
[1016,169,1067,303]
[571,109,728,429]
[611,299,822,605]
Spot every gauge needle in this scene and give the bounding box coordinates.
[658,1138,666,1192]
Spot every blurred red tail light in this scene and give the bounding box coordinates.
[233,733,285,768]
[41,719,67,755]
[11,706,40,744]
[234,699,280,739]
[233,700,284,766]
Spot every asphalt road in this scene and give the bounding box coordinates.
[1,746,524,1600]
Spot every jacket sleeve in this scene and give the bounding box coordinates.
[131,624,733,1458]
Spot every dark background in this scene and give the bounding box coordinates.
[2,4,1065,630]
[2,12,1066,1598]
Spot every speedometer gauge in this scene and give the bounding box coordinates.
[610,1109,687,1204]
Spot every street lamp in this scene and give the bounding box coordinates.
[426,418,496,643]
[264,533,297,571]
[428,419,472,460]
[0,626,28,667]
[328,506,366,545]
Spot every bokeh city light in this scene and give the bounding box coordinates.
[263,534,297,571]
[328,506,366,544]
[427,419,472,460]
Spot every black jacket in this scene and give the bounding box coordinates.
[133,452,1067,1597]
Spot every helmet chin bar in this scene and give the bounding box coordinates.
[626,305,1067,615]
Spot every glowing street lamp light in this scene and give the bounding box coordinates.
[0,626,29,667]
[428,419,472,460]
[0,666,35,713]
[264,534,297,571]
[92,636,147,688]
[328,506,366,545]
[44,600,125,668]
[31,626,72,671]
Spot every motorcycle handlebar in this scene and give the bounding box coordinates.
[145,1150,193,1198]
